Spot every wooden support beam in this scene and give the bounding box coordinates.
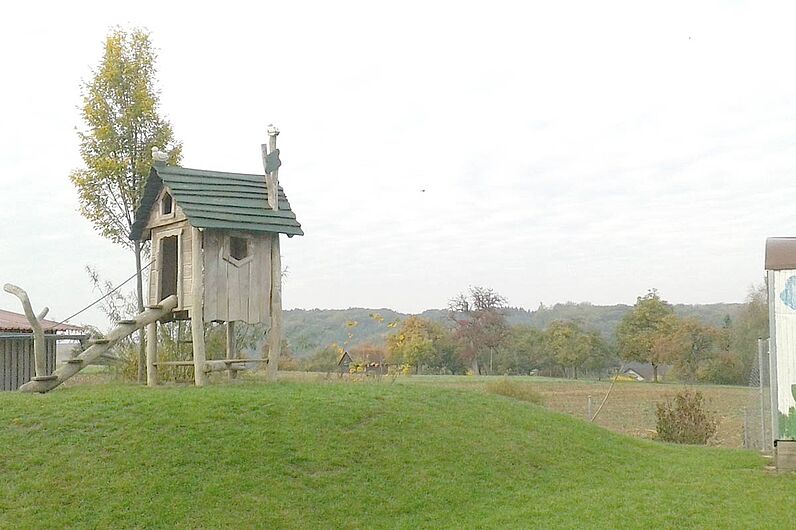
[191,226,207,387]
[226,321,237,380]
[203,360,252,372]
[146,321,158,387]
[265,234,282,382]
[19,295,178,393]
[261,125,283,383]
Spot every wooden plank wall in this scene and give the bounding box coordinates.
[0,336,56,391]
[203,229,272,324]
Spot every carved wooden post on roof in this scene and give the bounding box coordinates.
[128,127,303,387]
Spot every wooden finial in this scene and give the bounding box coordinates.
[261,124,281,210]
[152,147,169,165]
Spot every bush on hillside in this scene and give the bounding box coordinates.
[655,390,717,445]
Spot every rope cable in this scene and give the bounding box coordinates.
[45,260,155,330]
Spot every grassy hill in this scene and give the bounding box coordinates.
[285,302,744,356]
[0,380,792,528]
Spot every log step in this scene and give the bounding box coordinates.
[118,319,137,325]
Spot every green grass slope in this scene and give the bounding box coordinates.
[0,382,793,529]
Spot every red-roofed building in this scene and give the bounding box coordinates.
[1,309,84,391]
[0,309,82,333]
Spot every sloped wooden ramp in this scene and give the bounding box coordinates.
[19,296,178,393]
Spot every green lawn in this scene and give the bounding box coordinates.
[0,380,793,529]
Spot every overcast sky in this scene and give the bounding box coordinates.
[1,1,794,329]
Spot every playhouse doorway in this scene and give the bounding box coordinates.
[160,236,178,300]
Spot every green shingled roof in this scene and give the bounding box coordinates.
[130,164,304,240]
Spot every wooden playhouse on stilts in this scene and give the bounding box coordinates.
[130,126,303,387]
[9,126,302,393]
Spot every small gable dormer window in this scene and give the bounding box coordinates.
[161,192,173,216]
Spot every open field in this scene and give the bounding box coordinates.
[1,378,791,529]
[283,373,753,448]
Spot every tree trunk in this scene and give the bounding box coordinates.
[653,363,659,383]
[471,356,479,375]
[134,241,146,383]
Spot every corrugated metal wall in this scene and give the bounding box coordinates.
[0,335,57,391]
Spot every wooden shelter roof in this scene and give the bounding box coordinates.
[0,309,82,333]
[130,165,304,240]
[765,237,796,270]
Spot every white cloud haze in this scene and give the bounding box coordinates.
[1,0,794,328]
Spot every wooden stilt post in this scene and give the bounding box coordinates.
[263,124,283,382]
[266,234,282,382]
[146,321,158,387]
[191,226,207,386]
[226,321,237,380]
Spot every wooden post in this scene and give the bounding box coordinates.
[191,226,207,387]
[262,124,282,382]
[265,234,282,382]
[226,321,237,380]
[146,321,158,387]
[3,284,51,380]
[263,124,280,211]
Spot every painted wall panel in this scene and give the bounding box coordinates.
[771,269,796,437]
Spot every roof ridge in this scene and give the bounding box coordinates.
[158,165,266,179]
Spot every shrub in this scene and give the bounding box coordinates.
[114,322,200,383]
[485,379,543,405]
[655,390,717,445]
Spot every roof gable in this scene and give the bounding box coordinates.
[130,165,303,240]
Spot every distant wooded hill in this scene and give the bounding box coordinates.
[284,302,744,358]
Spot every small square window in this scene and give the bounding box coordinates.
[229,236,249,261]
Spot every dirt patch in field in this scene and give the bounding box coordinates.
[523,380,749,448]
